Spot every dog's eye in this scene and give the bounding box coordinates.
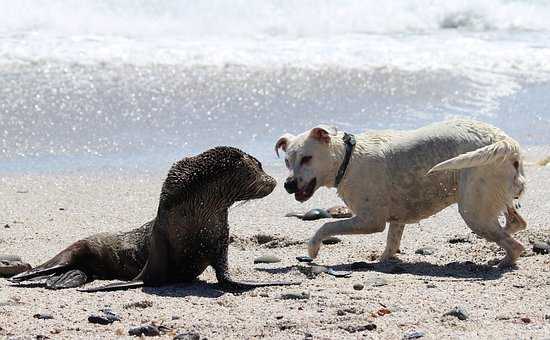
[300,156,312,166]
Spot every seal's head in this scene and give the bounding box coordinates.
[220,147,276,201]
[161,147,276,209]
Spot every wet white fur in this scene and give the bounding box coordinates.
[276,119,526,268]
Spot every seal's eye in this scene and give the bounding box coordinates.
[285,158,290,169]
[300,156,312,166]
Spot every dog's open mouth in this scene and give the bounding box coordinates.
[295,178,317,202]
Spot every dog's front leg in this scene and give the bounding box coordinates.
[308,216,386,259]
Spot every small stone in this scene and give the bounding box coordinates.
[128,324,160,337]
[173,332,200,340]
[253,255,281,264]
[326,268,352,278]
[533,242,550,255]
[279,291,310,300]
[327,206,353,218]
[171,316,180,320]
[444,307,468,321]
[59,207,65,211]
[36,335,50,340]
[88,310,121,325]
[448,235,471,244]
[520,317,531,324]
[3,224,9,228]
[322,236,341,245]
[0,260,32,277]
[296,256,313,263]
[340,324,377,333]
[426,283,437,288]
[302,208,332,221]
[415,247,435,255]
[123,300,153,309]
[353,283,364,291]
[33,313,54,320]
[304,333,313,340]
[403,331,425,339]
[275,315,283,320]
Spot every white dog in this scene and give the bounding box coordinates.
[275,119,526,268]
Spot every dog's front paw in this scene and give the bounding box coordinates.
[308,238,321,259]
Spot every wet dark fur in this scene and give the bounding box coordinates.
[10,147,296,291]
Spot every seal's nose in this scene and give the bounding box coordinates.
[284,177,298,194]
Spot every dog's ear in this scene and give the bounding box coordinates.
[274,133,294,158]
[309,124,337,144]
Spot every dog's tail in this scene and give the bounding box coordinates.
[427,138,521,174]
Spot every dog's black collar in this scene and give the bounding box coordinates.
[335,132,356,187]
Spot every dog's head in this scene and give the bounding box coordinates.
[275,125,338,202]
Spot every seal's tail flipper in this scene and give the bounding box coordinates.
[46,270,88,290]
[78,280,144,293]
[9,263,69,283]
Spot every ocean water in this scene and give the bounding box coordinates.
[1,0,549,172]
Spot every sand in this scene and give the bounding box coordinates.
[1,153,549,339]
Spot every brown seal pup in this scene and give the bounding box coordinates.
[10,147,299,291]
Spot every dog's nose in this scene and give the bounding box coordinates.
[284,177,298,194]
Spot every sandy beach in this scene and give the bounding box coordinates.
[1,148,549,340]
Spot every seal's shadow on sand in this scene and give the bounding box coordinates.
[258,260,506,281]
[142,281,225,298]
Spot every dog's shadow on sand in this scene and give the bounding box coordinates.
[258,260,507,281]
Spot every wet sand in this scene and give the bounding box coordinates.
[1,152,549,339]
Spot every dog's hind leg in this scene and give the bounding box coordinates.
[457,166,525,268]
[380,223,405,261]
[503,206,527,235]
[308,216,386,259]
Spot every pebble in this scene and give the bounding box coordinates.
[327,206,353,218]
[444,307,469,321]
[88,310,121,325]
[128,325,159,337]
[0,260,32,277]
[279,291,310,300]
[533,241,550,255]
[403,330,425,339]
[340,324,377,333]
[33,313,54,320]
[304,333,313,340]
[520,317,531,324]
[302,208,332,221]
[296,256,313,263]
[3,224,9,228]
[253,255,281,264]
[448,235,471,244]
[326,268,352,278]
[123,300,154,309]
[353,283,364,291]
[173,332,200,340]
[415,247,436,255]
[322,236,341,245]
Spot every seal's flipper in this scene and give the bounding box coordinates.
[78,280,144,293]
[9,264,69,283]
[45,270,88,290]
